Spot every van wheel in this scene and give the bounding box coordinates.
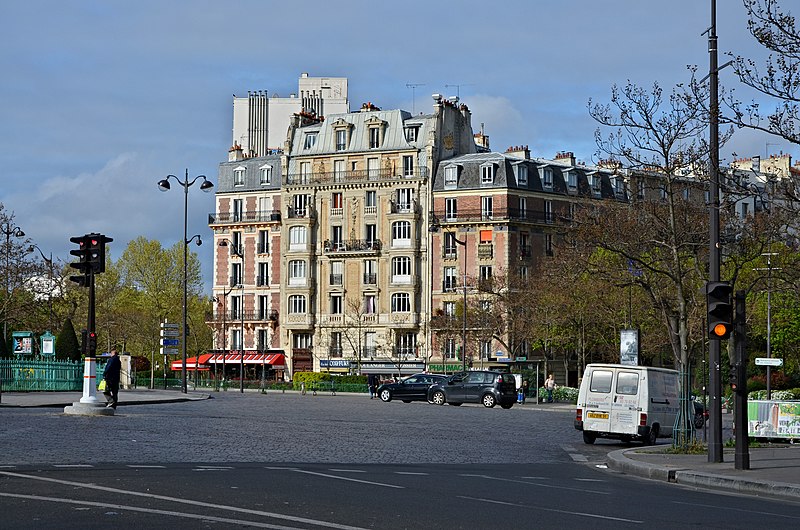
[431,391,446,405]
[583,432,597,445]
[644,425,659,445]
[482,394,497,408]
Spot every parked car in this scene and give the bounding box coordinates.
[428,371,517,408]
[377,373,448,403]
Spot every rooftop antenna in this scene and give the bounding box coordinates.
[445,83,474,101]
[406,83,426,114]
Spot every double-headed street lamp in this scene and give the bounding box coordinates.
[453,234,468,373]
[157,170,214,394]
[28,244,55,333]
[219,238,245,393]
[212,283,236,390]
[2,222,25,346]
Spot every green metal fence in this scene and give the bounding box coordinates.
[0,359,88,391]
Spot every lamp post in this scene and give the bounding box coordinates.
[28,244,55,332]
[219,239,245,393]
[157,170,214,394]
[212,283,235,390]
[756,252,780,400]
[453,234,467,372]
[2,222,25,346]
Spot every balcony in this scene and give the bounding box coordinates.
[519,245,532,260]
[323,239,382,254]
[478,243,493,259]
[432,207,566,225]
[389,200,418,215]
[363,273,377,285]
[285,166,428,186]
[208,210,281,225]
[287,206,315,219]
[228,275,242,288]
[330,274,343,286]
[442,280,457,292]
[256,275,269,287]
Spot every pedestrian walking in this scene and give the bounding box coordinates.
[103,349,122,409]
[368,374,378,399]
[545,373,557,403]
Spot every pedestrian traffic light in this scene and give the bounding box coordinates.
[86,233,113,273]
[729,363,745,394]
[706,281,733,340]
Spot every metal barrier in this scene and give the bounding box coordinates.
[0,359,89,391]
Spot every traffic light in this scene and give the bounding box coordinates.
[86,233,113,273]
[706,281,733,340]
[729,363,745,394]
[87,331,97,355]
[69,235,91,285]
[80,329,89,355]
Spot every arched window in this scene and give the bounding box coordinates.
[391,292,411,313]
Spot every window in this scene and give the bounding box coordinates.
[392,256,412,283]
[391,292,411,312]
[567,171,577,189]
[443,301,455,318]
[230,231,242,256]
[589,370,613,393]
[443,266,457,291]
[591,174,601,193]
[392,221,412,247]
[444,338,456,359]
[364,294,376,314]
[331,192,343,215]
[518,197,527,220]
[403,155,414,177]
[293,332,312,349]
[480,230,492,244]
[232,328,243,350]
[330,261,343,286]
[543,168,553,188]
[367,157,379,179]
[288,260,306,286]
[257,328,269,351]
[292,194,308,217]
[257,262,269,286]
[395,332,416,357]
[443,232,458,257]
[303,132,317,150]
[365,332,376,357]
[336,129,347,151]
[480,340,492,360]
[364,260,377,285]
[299,162,311,183]
[481,164,495,185]
[405,126,419,142]
[258,230,269,254]
[259,164,272,185]
[741,202,750,217]
[545,234,553,256]
[396,188,413,212]
[230,262,242,287]
[445,198,457,221]
[481,196,493,220]
[330,332,343,357]
[516,165,528,185]
[231,295,242,319]
[258,295,269,319]
[683,187,690,200]
[444,166,458,188]
[369,127,381,148]
[233,166,245,186]
[331,294,343,314]
[365,224,377,245]
[333,160,345,182]
[545,200,553,223]
[659,185,667,201]
[288,295,306,314]
[479,266,493,281]
[233,199,243,222]
[365,190,376,208]
[331,225,343,249]
[289,226,307,250]
[616,371,639,395]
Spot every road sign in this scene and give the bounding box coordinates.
[160,347,178,355]
[160,330,180,337]
[755,357,783,367]
[160,323,180,329]
[161,339,179,346]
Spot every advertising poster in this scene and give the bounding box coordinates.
[620,329,639,366]
[748,400,800,439]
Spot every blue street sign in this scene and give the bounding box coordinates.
[161,339,179,346]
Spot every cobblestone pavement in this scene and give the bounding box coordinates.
[1,392,576,466]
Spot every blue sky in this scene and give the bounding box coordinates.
[0,1,794,290]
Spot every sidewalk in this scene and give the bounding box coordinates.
[607,443,800,500]
[0,389,210,408]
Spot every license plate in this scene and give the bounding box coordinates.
[587,412,609,419]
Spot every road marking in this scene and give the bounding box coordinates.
[672,500,800,520]
[395,472,429,476]
[574,478,605,482]
[458,496,643,523]
[520,476,548,480]
[292,469,405,489]
[0,492,332,530]
[264,466,299,471]
[53,464,93,468]
[458,474,609,495]
[126,465,166,469]
[0,471,366,530]
[0,466,16,469]
[328,469,366,473]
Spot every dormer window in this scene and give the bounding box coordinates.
[303,132,318,150]
[364,116,386,149]
[515,165,528,186]
[233,166,246,186]
[336,129,347,151]
[369,127,381,148]
[543,168,553,188]
[259,164,272,185]
[481,164,496,185]
[567,171,577,189]
[332,118,353,151]
[444,165,458,189]
[405,126,420,142]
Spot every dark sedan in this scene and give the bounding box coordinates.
[377,373,448,403]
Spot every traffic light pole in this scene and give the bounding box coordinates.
[734,290,750,470]
[78,268,100,405]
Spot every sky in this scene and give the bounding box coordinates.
[0,0,795,291]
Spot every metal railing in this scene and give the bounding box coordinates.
[285,167,428,186]
[324,239,382,253]
[0,359,91,391]
[208,210,282,225]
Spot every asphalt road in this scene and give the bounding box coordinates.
[1,393,798,529]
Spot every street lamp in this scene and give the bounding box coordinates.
[756,252,780,400]
[28,244,55,333]
[219,238,245,393]
[157,170,214,394]
[212,283,236,390]
[2,222,25,346]
[452,234,468,373]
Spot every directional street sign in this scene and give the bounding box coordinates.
[161,323,180,329]
[755,357,783,367]
[160,347,179,355]
[160,330,180,337]
[161,339,179,346]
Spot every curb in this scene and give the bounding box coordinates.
[606,448,687,482]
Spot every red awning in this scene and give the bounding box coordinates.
[170,353,213,371]
[207,353,285,367]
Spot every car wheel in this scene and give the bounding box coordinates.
[643,424,659,445]
[693,412,705,430]
[431,391,446,405]
[482,394,497,408]
[379,389,392,402]
[583,431,597,445]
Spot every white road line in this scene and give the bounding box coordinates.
[458,496,643,523]
[394,472,429,476]
[574,478,605,482]
[126,465,166,469]
[264,466,299,471]
[292,469,405,489]
[53,464,93,468]
[195,466,234,469]
[0,471,366,530]
[458,474,609,495]
[0,492,314,530]
[0,466,16,469]
[520,476,548,480]
[328,469,366,473]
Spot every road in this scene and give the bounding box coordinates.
[1,393,798,529]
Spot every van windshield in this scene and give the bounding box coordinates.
[616,371,639,395]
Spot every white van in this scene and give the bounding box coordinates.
[574,364,679,445]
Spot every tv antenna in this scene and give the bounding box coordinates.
[445,83,474,101]
[406,83,426,114]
